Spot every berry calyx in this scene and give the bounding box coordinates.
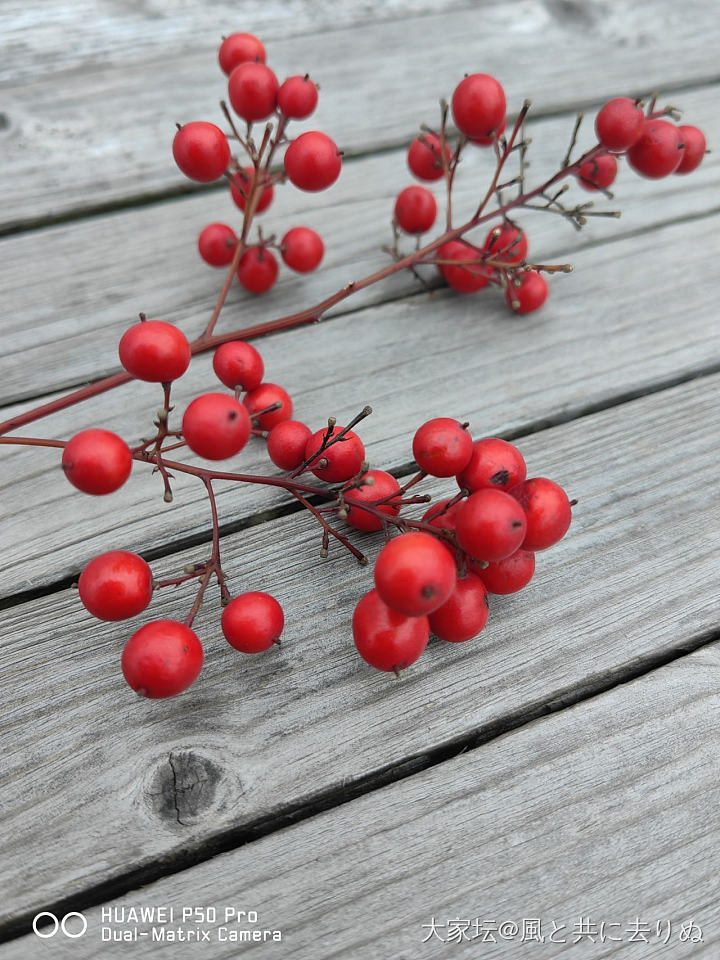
[576,154,618,191]
[436,240,492,294]
[198,222,237,267]
[78,551,153,621]
[407,133,450,181]
[221,592,284,652]
[505,270,548,314]
[344,470,401,532]
[428,573,489,643]
[474,548,535,595]
[374,532,457,616]
[182,393,251,460]
[229,168,275,213]
[412,417,473,477]
[118,319,191,383]
[243,382,293,430]
[212,340,264,392]
[304,426,366,482]
[394,185,437,234]
[451,73,506,140]
[218,33,266,75]
[284,132,342,192]
[277,75,319,119]
[353,589,429,673]
[62,429,133,496]
[237,246,278,294]
[281,226,324,273]
[627,119,683,178]
[266,420,312,471]
[121,620,203,699]
[595,97,644,152]
[509,477,572,550]
[456,437,527,493]
[455,488,527,562]
[228,61,279,122]
[675,125,706,175]
[483,222,528,264]
[172,122,231,182]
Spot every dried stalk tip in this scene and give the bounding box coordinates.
[163,490,174,503]
[183,564,196,574]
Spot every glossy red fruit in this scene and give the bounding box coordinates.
[510,477,572,550]
[281,226,324,272]
[78,550,153,621]
[237,246,278,294]
[577,154,618,191]
[218,33,266,75]
[277,75,319,119]
[62,429,132,496]
[374,531,457,616]
[243,382,293,430]
[595,97,644,152]
[474,548,535,594]
[483,222,528,263]
[118,319,191,383]
[229,167,274,213]
[428,573,489,643]
[284,132,342,191]
[455,489,527,562]
[198,222,237,267]
[436,240,492,294]
[451,73,506,140]
[344,470,401,532]
[627,120,683,178]
[182,393,251,460]
[407,133,450,181]
[394,186,437,234]
[472,117,506,146]
[506,270,548,314]
[266,420,312,470]
[412,418,473,477]
[212,340,264,392]
[675,125,706,174]
[173,122,231,182]
[121,620,203,699]
[353,589,429,672]
[304,426,366,482]
[457,437,526,493]
[228,61,278,122]
[221,592,284,652]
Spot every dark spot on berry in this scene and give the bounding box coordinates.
[228,410,238,420]
[490,469,510,485]
[512,520,523,528]
[422,585,435,598]
[183,645,189,653]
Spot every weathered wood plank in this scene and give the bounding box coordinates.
[1,375,718,926]
[1,0,717,229]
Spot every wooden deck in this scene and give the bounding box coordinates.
[1,1,719,956]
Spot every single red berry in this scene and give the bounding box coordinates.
[121,620,203,699]
[284,132,342,191]
[62,429,132,496]
[394,186,437,234]
[473,548,535,594]
[374,531,457,617]
[281,226,324,273]
[407,133,450,181]
[304,426,366,482]
[229,167,274,214]
[422,499,462,533]
[506,270,548,314]
[243,382,293,430]
[455,489,527,562]
[266,420,312,471]
[510,477,572,550]
[428,573,489,643]
[627,119,683,178]
[182,392,251,460]
[412,417,473,477]
[353,589,429,673]
[437,240,492,294]
[344,470,401,532]
[212,340,264,392]
[228,61,278,122]
[221,592,284,653]
[472,117,507,146]
[483,222,528,263]
[457,437,527,493]
[595,97,644,152]
[78,550,153,621]
[675,125,706,175]
[237,246,278,294]
[198,222,237,267]
[451,73,506,140]
[172,122,230,182]
[218,33,266,75]
[576,154,618,191]
[118,319,191,383]
[277,75,319,119]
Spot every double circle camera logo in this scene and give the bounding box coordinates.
[33,912,88,939]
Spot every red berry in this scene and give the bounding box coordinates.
[198,222,237,267]
[344,470,401,532]
[457,437,526,493]
[394,185,437,234]
[228,61,278,122]
[412,418,473,477]
[510,477,572,550]
[506,270,548,314]
[277,75,319,119]
[62,429,132,496]
[221,592,284,653]
[675,125,706,175]
[78,550,153,621]
[407,133,450,181]
[374,531,457,616]
[266,420,312,470]
[212,340,264,392]
[118,319,191,383]
[577,154,618,191]
[304,426,366,482]
[353,589,429,673]
[284,132,342,192]
[627,119,683,178]
[218,33,266,75]
[451,73,506,140]
[428,573,489,643]
[472,118,507,146]
[281,226,324,273]
[182,392,251,460]
[173,122,231,182]
[422,499,462,533]
[455,489,527,562]
[243,382,293,430]
[483,222,528,263]
[237,246,278,294]
[595,97,644,152]
[121,619,203,699]
[437,240,492,294]
[230,167,274,214]
[474,548,535,594]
